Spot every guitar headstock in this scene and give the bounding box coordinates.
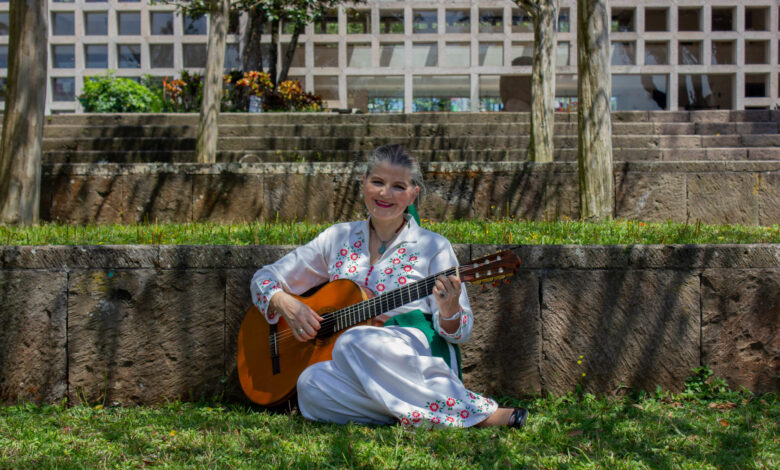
[459,250,521,286]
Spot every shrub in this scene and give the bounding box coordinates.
[162,71,202,112]
[79,72,162,112]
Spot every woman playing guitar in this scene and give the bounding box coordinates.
[249,144,527,428]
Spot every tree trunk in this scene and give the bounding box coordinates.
[196,0,229,164]
[0,0,47,225]
[277,23,305,85]
[268,19,280,89]
[577,0,613,221]
[242,7,264,72]
[529,0,558,162]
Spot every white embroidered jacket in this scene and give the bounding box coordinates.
[250,217,474,344]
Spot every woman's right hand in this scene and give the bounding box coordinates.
[269,291,323,342]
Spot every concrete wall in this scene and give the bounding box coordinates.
[42,161,780,225]
[1,244,777,405]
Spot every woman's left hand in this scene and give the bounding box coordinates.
[433,273,462,321]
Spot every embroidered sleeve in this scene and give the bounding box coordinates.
[250,275,285,324]
[427,244,474,344]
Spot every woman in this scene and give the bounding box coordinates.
[250,144,527,428]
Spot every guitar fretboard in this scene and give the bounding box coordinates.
[329,267,458,332]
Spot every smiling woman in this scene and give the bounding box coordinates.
[244,144,527,429]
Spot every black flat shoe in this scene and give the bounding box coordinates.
[508,407,528,428]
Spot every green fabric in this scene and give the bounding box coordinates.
[383,309,462,379]
[406,204,421,225]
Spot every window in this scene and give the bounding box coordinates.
[745,7,769,31]
[413,75,470,112]
[149,44,173,68]
[380,10,404,34]
[84,11,108,35]
[118,44,141,68]
[678,74,734,109]
[52,44,75,68]
[347,9,370,34]
[182,43,207,68]
[347,43,371,68]
[224,44,240,70]
[413,10,437,34]
[348,76,404,113]
[679,41,702,65]
[644,8,667,32]
[313,43,338,67]
[645,42,668,65]
[283,43,305,67]
[611,8,635,32]
[678,8,701,32]
[445,10,470,34]
[412,43,437,67]
[478,9,503,33]
[84,44,108,68]
[511,9,532,33]
[510,42,533,66]
[0,13,8,35]
[314,76,339,101]
[478,75,502,111]
[611,74,668,110]
[611,41,635,65]
[52,12,75,36]
[0,45,7,68]
[478,43,503,67]
[52,77,75,101]
[444,43,470,67]
[184,15,207,35]
[745,73,769,97]
[557,42,570,66]
[745,41,769,65]
[315,10,338,34]
[711,8,734,32]
[118,12,141,36]
[711,41,734,65]
[379,43,404,67]
[558,9,570,33]
[150,12,174,35]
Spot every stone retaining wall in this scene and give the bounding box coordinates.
[1,244,777,405]
[42,161,780,225]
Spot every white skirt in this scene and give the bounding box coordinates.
[296,325,498,428]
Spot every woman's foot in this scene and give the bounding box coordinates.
[476,407,528,428]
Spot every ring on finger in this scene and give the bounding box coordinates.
[297,328,303,334]
[438,290,446,298]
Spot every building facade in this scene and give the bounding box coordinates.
[1,0,778,113]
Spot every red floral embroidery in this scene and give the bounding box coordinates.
[462,315,468,325]
[429,402,439,412]
[350,253,359,261]
[398,248,406,254]
[377,284,385,292]
[446,416,455,423]
[262,280,271,285]
[398,277,407,284]
[460,410,470,419]
[400,417,410,426]
[430,417,440,424]
[335,261,343,268]
[354,241,362,248]
[340,249,348,256]
[403,265,412,272]
[267,311,276,320]
[392,258,400,264]
[349,266,357,273]
[333,274,340,280]
[409,256,417,262]
[469,392,477,399]
[446,398,456,407]
[384,268,393,275]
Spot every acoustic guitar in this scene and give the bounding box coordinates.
[237,250,520,406]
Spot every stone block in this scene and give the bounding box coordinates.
[124,173,192,223]
[1,245,158,269]
[43,173,126,223]
[0,271,68,404]
[68,269,225,404]
[541,270,700,394]
[661,149,707,161]
[192,174,264,223]
[461,273,541,396]
[615,171,687,221]
[749,148,780,160]
[687,173,759,225]
[701,135,741,147]
[158,245,295,270]
[225,269,257,402]
[628,245,780,269]
[758,172,780,225]
[691,110,730,122]
[263,172,363,222]
[742,135,780,147]
[421,171,481,220]
[705,148,748,160]
[702,269,780,394]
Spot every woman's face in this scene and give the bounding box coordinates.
[362,162,420,223]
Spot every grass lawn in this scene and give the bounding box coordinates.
[1,389,777,469]
[1,220,778,246]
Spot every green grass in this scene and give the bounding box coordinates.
[1,220,779,246]
[1,391,777,469]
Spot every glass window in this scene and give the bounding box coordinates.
[557,42,570,66]
[445,10,470,34]
[678,74,734,109]
[283,43,305,67]
[413,10,437,34]
[52,12,75,36]
[745,7,769,31]
[745,74,768,97]
[478,75,502,111]
[611,8,634,32]
[281,19,297,35]
[379,43,404,68]
[745,41,769,65]
[711,7,734,32]
[315,9,338,34]
[679,41,702,65]
[478,9,503,33]
[52,77,75,101]
[558,8,570,33]
[380,10,404,34]
[224,43,240,70]
[347,9,370,34]
[511,9,532,33]
[84,44,108,68]
[611,41,635,65]
[0,78,6,102]
[645,42,668,65]
[444,43,469,67]
[0,45,7,68]
[314,76,339,101]
[118,12,141,35]
[413,75,470,112]
[711,41,734,65]
[182,43,207,68]
[347,43,371,68]
[478,42,503,67]
[644,8,667,32]
[0,13,8,35]
[412,43,437,67]
[348,76,404,113]
[84,11,108,36]
[611,74,668,110]
[313,43,339,67]
[510,42,533,66]
[118,44,141,68]
[151,12,174,35]
[228,11,240,35]
[184,15,207,35]
[52,44,75,68]
[149,43,173,68]
[678,8,701,32]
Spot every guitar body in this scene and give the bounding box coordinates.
[237,279,377,407]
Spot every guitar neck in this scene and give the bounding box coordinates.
[330,267,458,332]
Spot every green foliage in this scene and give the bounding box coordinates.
[78,72,163,113]
[682,366,735,400]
